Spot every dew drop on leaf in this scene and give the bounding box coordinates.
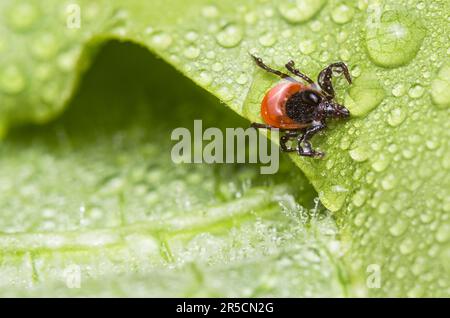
[331,4,355,24]
[57,49,80,72]
[7,2,39,31]
[399,237,414,254]
[349,145,370,162]
[339,49,351,61]
[244,12,258,25]
[198,71,212,86]
[236,73,248,85]
[351,65,361,78]
[277,0,326,24]
[408,84,425,99]
[183,46,200,59]
[352,190,367,207]
[387,108,406,127]
[431,63,450,108]
[259,33,277,47]
[212,62,224,72]
[0,65,26,94]
[184,31,199,43]
[381,174,397,190]
[215,24,243,48]
[31,33,59,60]
[299,39,316,55]
[435,223,449,243]
[218,86,233,101]
[358,0,370,10]
[371,153,390,172]
[366,10,426,68]
[344,72,385,116]
[149,32,173,50]
[389,219,408,237]
[353,212,366,227]
[391,83,406,97]
[336,31,349,44]
[378,202,390,215]
[201,5,219,18]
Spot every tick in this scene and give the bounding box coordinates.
[250,54,352,158]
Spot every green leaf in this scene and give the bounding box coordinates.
[0,42,346,297]
[1,0,449,296]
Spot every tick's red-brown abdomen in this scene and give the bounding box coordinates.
[261,81,309,129]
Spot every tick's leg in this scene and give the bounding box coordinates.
[280,131,300,152]
[251,123,272,130]
[317,62,352,98]
[297,123,326,158]
[250,54,296,81]
[285,60,315,85]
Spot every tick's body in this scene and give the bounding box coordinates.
[251,55,352,158]
[261,81,308,129]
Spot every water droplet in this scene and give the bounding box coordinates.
[416,1,426,10]
[325,159,334,170]
[185,31,199,43]
[35,63,52,81]
[183,46,200,59]
[391,83,406,97]
[198,71,212,86]
[201,5,219,18]
[31,33,59,60]
[278,0,326,24]
[259,33,277,47]
[319,51,329,63]
[218,87,233,101]
[387,108,406,127]
[431,63,450,109]
[408,84,424,99]
[336,31,349,43]
[425,137,439,150]
[372,154,390,172]
[7,2,39,31]
[150,32,172,50]
[352,190,368,207]
[212,62,223,72]
[344,72,385,116]
[340,136,351,150]
[244,12,258,25]
[407,285,425,297]
[353,213,366,227]
[395,266,407,279]
[349,145,370,162]
[399,237,414,254]
[236,73,248,85]
[281,29,293,38]
[389,219,408,236]
[339,49,351,61]
[299,39,316,55]
[351,65,361,78]
[435,223,449,243]
[378,202,390,215]
[310,21,322,32]
[216,24,243,48]
[357,0,369,11]
[331,4,355,24]
[411,257,427,276]
[0,65,26,94]
[366,10,426,68]
[57,49,80,72]
[381,174,396,190]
